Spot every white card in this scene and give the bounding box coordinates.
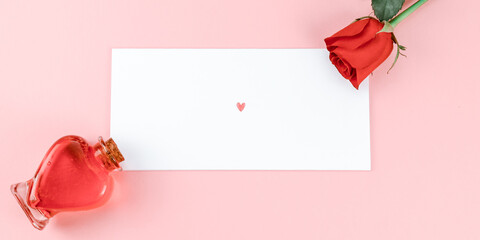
[111,49,370,170]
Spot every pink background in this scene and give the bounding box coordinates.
[1,0,479,239]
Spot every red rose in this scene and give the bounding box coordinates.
[325,18,394,89]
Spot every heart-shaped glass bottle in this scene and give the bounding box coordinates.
[11,135,124,230]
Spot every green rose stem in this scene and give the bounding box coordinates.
[389,0,428,28]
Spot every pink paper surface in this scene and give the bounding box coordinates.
[1,0,479,239]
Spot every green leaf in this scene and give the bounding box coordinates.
[372,0,405,21]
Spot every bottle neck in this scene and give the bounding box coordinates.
[93,137,125,171]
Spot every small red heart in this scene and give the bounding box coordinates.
[236,102,245,112]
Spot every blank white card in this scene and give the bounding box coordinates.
[111,49,370,170]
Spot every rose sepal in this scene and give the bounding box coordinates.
[375,21,406,73]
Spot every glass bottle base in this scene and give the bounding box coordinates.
[11,181,49,230]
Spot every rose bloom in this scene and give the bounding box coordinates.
[325,18,394,89]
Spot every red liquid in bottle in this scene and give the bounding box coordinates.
[11,135,124,230]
